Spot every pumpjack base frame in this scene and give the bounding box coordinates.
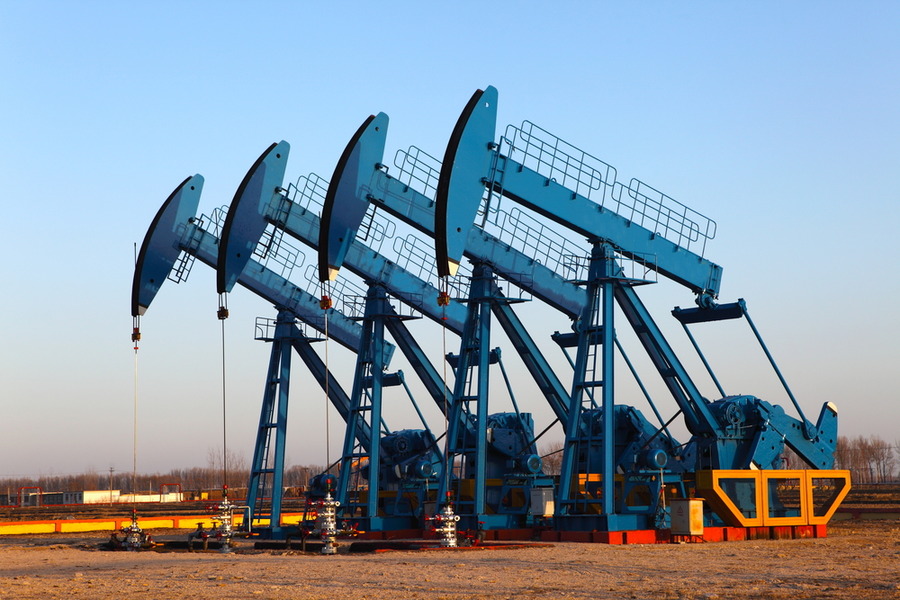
[350,524,828,545]
[541,524,829,544]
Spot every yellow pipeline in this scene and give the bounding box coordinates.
[0,512,313,536]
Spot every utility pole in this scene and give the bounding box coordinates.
[108,467,114,505]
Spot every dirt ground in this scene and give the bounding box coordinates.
[0,520,897,600]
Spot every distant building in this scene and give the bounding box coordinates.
[64,490,121,504]
[119,492,184,503]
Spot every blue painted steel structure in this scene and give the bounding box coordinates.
[137,84,842,536]
[216,146,398,537]
[314,127,580,423]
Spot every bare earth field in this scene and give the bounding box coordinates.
[0,520,897,600]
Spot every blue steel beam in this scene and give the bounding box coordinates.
[315,117,568,502]
[298,110,587,321]
[488,287,568,424]
[206,136,463,421]
[429,86,723,441]
[273,197,469,418]
[612,281,719,437]
[320,146,584,425]
[433,88,839,466]
[491,156,723,296]
[313,113,453,418]
[319,109,585,318]
[205,138,397,362]
[383,312,452,416]
[437,263,494,521]
[245,310,295,532]
[288,333,370,451]
[309,111,573,463]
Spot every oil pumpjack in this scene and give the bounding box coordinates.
[134,85,849,542]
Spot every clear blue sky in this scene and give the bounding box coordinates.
[2,1,898,479]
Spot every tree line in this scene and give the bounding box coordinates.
[832,435,897,484]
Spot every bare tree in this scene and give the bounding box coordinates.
[870,436,894,483]
[832,435,896,484]
[852,435,872,483]
[206,447,249,490]
[895,439,900,478]
[834,436,850,471]
[540,441,564,476]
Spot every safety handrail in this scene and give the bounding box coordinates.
[501,120,716,258]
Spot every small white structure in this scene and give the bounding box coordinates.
[64,490,121,504]
[670,498,704,536]
[119,492,184,503]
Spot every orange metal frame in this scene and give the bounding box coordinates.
[696,469,851,527]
